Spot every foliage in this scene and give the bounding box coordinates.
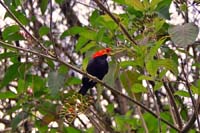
[0,0,200,132]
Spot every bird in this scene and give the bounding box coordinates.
[78,48,111,95]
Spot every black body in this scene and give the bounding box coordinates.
[79,54,109,95]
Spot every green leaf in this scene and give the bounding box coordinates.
[58,65,68,74]
[162,47,179,65]
[107,104,115,114]
[14,11,29,25]
[96,14,118,30]
[80,41,96,54]
[154,18,165,32]
[190,84,200,95]
[180,107,188,121]
[168,23,199,47]
[75,37,89,52]
[155,0,172,19]
[39,26,50,37]
[66,77,81,86]
[138,75,154,81]
[63,127,81,133]
[0,91,17,99]
[60,26,87,39]
[146,60,158,76]
[2,25,24,41]
[146,59,178,76]
[90,10,100,26]
[120,61,138,68]
[0,52,18,60]
[124,0,144,11]
[143,113,158,132]
[131,83,147,93]
[48,71,65,96]
[174,90,190,97]
[154,81,163,91]
[157,59,178,75]
[82,56,89,71]
[150,0,162,10]
[120,70,141,95]
[28,75,45,93]
[11,112,28,131]
[79,30,97,40]
[103,61,117,87]
[17,79,27,94]
[55,0,64,4]
[40,0,48,14]
[147,38,166,60]
[0,63,21,89]
[6,10,29,25]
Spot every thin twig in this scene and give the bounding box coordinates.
[146,80,161,132]
[88,107,116,132]
[49,0,57,57]
[181,58,200,130]
[124,71,149,132]
[93,0,138,46]
[0,1,48,52]
[163,79,183,129]
[182,97,200,132]
[0,40,181,132]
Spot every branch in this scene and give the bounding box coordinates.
[49,0,57,57]
[93,0,138,46]
[0,1,48,52]
[163,79,183,129]
[182,97,200,132]
[181,54,200,130]
[0,40,180,132]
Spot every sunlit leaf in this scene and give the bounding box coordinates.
[120,60,138,68]
[131,83,147,93]
[124,0,144,11]
[190,84,200,95]
[146,60,158,76]
[96,14,118,30]
[138,75,154,81]
[75,37,89,52]
[147,38,166,60]
[80,41,96,54]
[174,90,190,97]
[154,81,163,91]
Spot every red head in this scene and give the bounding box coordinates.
[92,48,111,58]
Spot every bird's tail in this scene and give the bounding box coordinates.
[78,85,89,95]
